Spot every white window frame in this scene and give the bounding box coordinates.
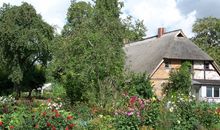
[206,86,220,98]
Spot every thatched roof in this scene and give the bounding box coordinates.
[124,29,213,75]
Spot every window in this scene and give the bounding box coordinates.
[204,61,209,70]
[206,86,220,98]
[164,60,170,68]
[214,87,220,97]
[206,87,212,97]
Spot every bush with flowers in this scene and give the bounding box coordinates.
[194,102,220,129]
[164,94,199,130]
[0,97,78,130]
[114,95,159,130]
[24,98,77,130]
[0,95,16,114]
[159,93,220,130]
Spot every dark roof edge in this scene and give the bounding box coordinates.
[125,29,182,45]
[163,57,213,61]
[193,79,220,86]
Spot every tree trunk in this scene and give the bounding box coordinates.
[27,89,32,99]
[15,84,21,100]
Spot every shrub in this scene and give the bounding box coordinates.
[160,94,220,130]
[195,102,220,129]
[163,62,192,96]
[114,95,160,129]
[124,73,154,99]
[160,94,198,130]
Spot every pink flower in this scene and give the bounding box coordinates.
[127,111,134,116]
[128,107,135,112]
[47,98,51,102]
[136,111,141,118]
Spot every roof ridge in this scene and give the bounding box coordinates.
[125,29,182,45]
[164,29,182,35]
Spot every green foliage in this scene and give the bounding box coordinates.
[50,83,66,99]
[192,17,220,46]
[51,0,146,104]
[125,73,154,99]
[0,65,13,96]
[0,3,54,97]
[192,17,220,66]
[159,94,198,130]
[159,94,220,130]
[87,115,115,130]
[62,1,93,36]
[164,62,192,96]
[22,65,46,97]
[195,102,220,128]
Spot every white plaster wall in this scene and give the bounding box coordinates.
[194,70,204,79]
[209,64,215,70]
[194,61,204,69]
[200,86,206,98]
[205,71,220,80]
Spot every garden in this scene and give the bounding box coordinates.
[1,87,220,130]
[1,0,220,130]
[1,66,220,130]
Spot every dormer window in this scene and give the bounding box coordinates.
[204,61,209,70]
[177,33,184,37]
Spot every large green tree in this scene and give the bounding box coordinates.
[192,17,220,66]
[0,3,54,97]
[51,0,146,104]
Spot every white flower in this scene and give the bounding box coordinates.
[177,120,180,124]
[169,107,174,112]
[99,114,103,118]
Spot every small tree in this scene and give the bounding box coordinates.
[163,62,192,96]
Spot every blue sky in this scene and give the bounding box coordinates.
[0,0,219,37]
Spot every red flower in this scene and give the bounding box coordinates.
[69,124,75,128]
[35,124,39,129]
[53,109,58,113]
[67,115,73,120]
[47,122,51,127]
[9,125,14,129]
[129,96,137,105]
[52,126,56,130]
[0,121,3,126]
[42,111,47,116]
[55,113,60,118]
[65,126,69,130]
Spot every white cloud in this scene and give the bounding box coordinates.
[1,0,197,37]
[122,0,197,37]
[0,0,71,33]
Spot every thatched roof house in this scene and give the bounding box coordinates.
[124,28,220,102]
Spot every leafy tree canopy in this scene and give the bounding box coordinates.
[0,3,54,97]
[51,0,147,104]
[192,17,220,66]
